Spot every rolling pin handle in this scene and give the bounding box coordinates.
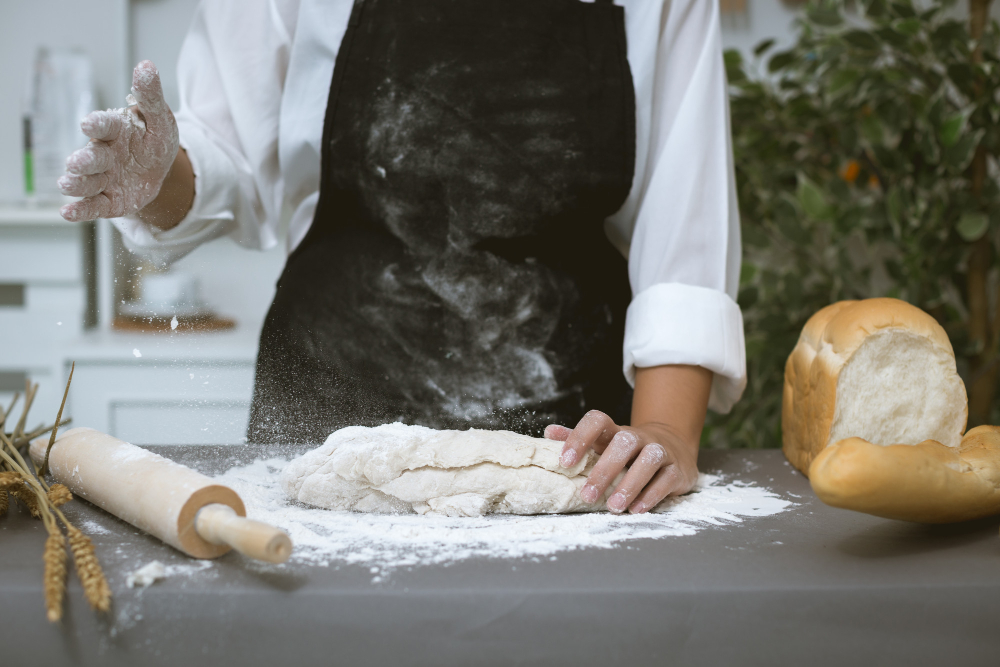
[195,504,293,564]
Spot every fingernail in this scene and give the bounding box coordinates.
[560,449,578,467]
[629,502,647,515]
[580,484,599,503]
[607,492,627,512]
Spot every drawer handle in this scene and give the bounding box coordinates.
[0,283,25,307]
[0,371,28,393]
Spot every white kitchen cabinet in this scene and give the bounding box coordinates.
[64,329,260,444]
[1,205,269,445]
[0,206,91,416]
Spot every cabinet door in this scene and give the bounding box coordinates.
[68,361,257,445]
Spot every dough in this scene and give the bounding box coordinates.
[280,423,613,516]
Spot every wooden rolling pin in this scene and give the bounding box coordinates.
[30,427,292,563]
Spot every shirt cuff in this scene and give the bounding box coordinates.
[623,282,747,414]
[111,118,239,265]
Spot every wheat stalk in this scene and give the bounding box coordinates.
[0,470,20,488]
[0,370,113,621]
[43,524,67,622]
[47,483,72,508]
[67,526,111,612]
[10,482,42,518]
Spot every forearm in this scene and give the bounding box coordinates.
[631,364,712,453]
[136,148,195,231]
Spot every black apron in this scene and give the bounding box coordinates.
[248,0,636,444]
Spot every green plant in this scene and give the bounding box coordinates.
[705,0,1000,448]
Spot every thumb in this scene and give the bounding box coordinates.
[130,60,171,128]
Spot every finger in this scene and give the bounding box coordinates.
[81,109,124,141]
[580,430,644,503]
[65,142,114,175]
[544,425,572,441]
[60,194,115,222]
[559,410,617,468]
[628,464,687,515]
[58,172,110,198]
[606,443,671,513]
[130,60,170,131]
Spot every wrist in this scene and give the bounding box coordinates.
[137,147,193,231]
[631,364,712,445]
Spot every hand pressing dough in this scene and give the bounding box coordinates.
[809,426,1000,523]
[281,423,613,516]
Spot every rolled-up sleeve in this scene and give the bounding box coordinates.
[114,0,292,264]
[615,0,745,413]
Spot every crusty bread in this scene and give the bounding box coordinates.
[782,298,968,474]
[809,426,1000,523]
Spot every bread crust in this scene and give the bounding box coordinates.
[782,298,967,474]
[809,427,1000,523]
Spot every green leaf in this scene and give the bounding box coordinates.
[876,26,910,48]
[724,49,745,82]
[768,50,797,73]
[889,1,917,18]
[861,114,884,145]
[957,212,988,242]
[931,21,969,55]
[886,186,904,235]
[939,111,966,147]
[829,68,860,96]
[797,174,828,220]
[808,7,843,27]
[863,0,888,18]
[943,129,982,170]
[892,17,922,36]
[946,62,975,92]
[753,39,776,57]
[742,224,769,248]
[738,286,759,309]
[775,215,812,245]
[843,30,881,51]
[918,130,940,164]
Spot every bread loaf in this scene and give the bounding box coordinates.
[809,426,1000,523]
[782,298,967,474]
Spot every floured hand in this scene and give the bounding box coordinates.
[59,61,179,222]
[547,410,699,514]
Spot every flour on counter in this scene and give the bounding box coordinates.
[217,457,794,574]
[126,559,213,588]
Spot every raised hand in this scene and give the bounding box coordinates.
[59,61,179,223]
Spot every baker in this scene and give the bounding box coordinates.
[58,0,745,515]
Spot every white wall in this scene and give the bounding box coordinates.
[130,0,201,111]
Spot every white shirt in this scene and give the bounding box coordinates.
[115,0,747,413]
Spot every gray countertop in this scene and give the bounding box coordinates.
[2,446,999,667]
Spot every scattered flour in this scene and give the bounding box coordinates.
[126,559,213,588]
[216,457,794,575]
[79,519,112,535]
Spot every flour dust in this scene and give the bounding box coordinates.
[216,457,794,578]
